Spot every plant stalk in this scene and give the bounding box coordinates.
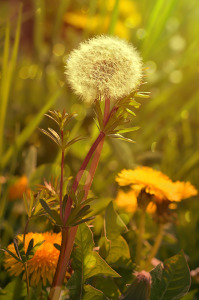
[60,129,64,221]
[23,218,30,300]
[63,131,105,223]
[135,209,146,267]
[49,99,111,299]
[145,223,164,270]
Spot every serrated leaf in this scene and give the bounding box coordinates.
[75,223,120,280]
[150,250,191,300]
[105,202,127,240]
[67,224,119,300]
[83,285,108,300]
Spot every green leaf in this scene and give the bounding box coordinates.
[71,216,95,227]
[150,250,191,300]
[48,127,62,145]
[105,235,133,268]
[53,243,61,251]
[108,134,136,143]
[13,238,22,260]
[181,289,198,300]
[0,278,28,300]
[26,238,34,257]
[83,285,108,300]
[95,277,121,299]
[99,237,111,259]
[0,248,21,263]
[105,202,127,240]
[126,108,136,116]
[76,223,120,280]
[39,199,62,225]
[67,223,119,299]
[117,126,140,134]
[39,128,61,148]
[65,135,86,148]
[27,240,45,259]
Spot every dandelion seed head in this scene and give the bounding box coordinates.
[65,35,143,103]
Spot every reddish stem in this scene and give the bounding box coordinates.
[49,99,112,299]
[63,131,105,223]
[59,130,64,221]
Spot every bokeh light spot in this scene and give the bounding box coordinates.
[136,28,146,39]
[53,43,65,57]
[169,70,183,84]
[169,35,186,51]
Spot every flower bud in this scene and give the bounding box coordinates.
[120,271,151,300]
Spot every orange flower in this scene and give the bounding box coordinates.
[116,167,197,202]
[4,232,65,286]
[8,175,30,201]
[115,189,156,214]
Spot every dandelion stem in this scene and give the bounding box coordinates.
[135,209,146,267]
[145,224,164,270]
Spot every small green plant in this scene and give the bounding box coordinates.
[1,7,198,299]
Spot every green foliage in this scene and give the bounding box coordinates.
[0,0,199,298]
[40,110,85,151]
[66,223,119,299]
[103,202,133,269]
[82,285,108,300]
[150,250,191,300]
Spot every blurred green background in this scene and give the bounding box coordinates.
[0,0,199,297]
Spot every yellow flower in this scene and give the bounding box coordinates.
[8,175,30,201]
[4,232,63,286]
[115,189,137,212]
[116,166,197,202]
[115,189,156,213]
[174,181,198,201]
[64,0,141,40]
